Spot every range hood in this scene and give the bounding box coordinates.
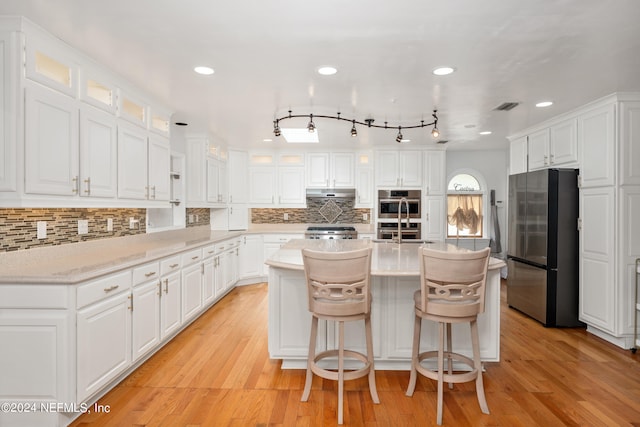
[306,188,356,199]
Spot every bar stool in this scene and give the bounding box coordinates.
[300,247,379,424]
[406,247,491,425]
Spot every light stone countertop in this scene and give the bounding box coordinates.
[265,239,506,276]
[0,226,242,284]
[0,224,375,284]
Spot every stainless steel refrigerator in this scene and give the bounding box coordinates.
[506,168,583,327]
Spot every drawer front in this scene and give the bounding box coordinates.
[160,255,182,276]
[181,248,202,267]
[202,244,217,258]
[77,270,132,308]
[132,261,161,285]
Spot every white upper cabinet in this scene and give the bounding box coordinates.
[24,82,79,196]
[248,153,305,207]
[79,105,117,198]
[185,137,226,207]
[148,135,170,202]
[509,136,528,175]
[527,128,551,170]
[375,150,422,187]
[0,32,17,193]
[423,150,446,195]
[25,31,77,97]
[306,152,355,188]
[79,66,117,114]
[0,19,172,207]
[619,101,640,186]
[578,103,615,188]
[117,124,148,200]
[528,120,578,170]
[228,150,248,203]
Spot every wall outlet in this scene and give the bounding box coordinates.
[107,218,113,232]
[78,220,89,235]
[129,217,139,229]
[195,214,199,222]
[188,214,194,223]
[363,213,368,221]
[37,221,47,239]
[284,213,289,221]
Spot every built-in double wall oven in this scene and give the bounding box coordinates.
[378,190,421,218]
[377,189,422,240]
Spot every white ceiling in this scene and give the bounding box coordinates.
[2,0,640,152]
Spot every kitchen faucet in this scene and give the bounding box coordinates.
[397,197,409,243]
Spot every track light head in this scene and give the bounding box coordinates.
[351,120,357,137]
[273,120,281,137]
[307,114,315,133]
[396,127,403,143]
[431,127,440,138]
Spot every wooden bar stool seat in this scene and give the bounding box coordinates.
[406,247,491,425]
[301,247,379,425]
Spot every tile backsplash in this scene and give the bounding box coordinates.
[0,208,147,252]
[252,198,371,224]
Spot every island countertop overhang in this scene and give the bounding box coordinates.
[265,239,506,276]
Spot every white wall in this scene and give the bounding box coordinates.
[446,149,508,257]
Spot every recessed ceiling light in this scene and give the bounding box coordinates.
[317,66,338,75]
[263,138,273,142]
[536,101,553,108]
[194,66,214,75]
[479,131,492,135]
[432,66,456,76]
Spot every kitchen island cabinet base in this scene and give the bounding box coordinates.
[267,265,501,370]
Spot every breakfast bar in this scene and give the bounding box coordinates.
[265,239,506,370]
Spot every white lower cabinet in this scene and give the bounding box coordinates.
[77,291,132,402]
[181,252,203,323]
[202,245,216,306]
[160,271,181,339]
[239,235,264,280]
[131,280,161,362]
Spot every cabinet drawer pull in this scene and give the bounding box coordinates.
[72,176,79,194]
[169,263,179,268]
[164,278,169,294]
[191,256,199,260]
[208,250,215,254]
[103,285,119,293]
[84,177,91,195]
[144,271,157,277]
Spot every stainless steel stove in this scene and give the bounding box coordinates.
[305,226,358,240]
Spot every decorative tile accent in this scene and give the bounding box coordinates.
[318,200,342,223]
[251,198,371,225]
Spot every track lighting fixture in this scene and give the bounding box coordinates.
[273,109,440,141]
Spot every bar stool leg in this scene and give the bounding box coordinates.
[446,323,453,390]
[471,319,490,414]
[365,315,379,403]
[406,312,422,396]
[437,322,445,426]
[338,320,345,425]
[301,315,318,402]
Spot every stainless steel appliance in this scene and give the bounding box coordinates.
[506,168,582,327]
[305,226,358,239]
[377,222,421,240]
[306,188,356,199]
[378,190,421,218]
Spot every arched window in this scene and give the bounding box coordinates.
[447,173,484,238]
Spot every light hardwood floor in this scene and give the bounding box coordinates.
[71,281,640,426]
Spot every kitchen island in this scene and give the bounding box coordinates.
[265,239,505,370]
